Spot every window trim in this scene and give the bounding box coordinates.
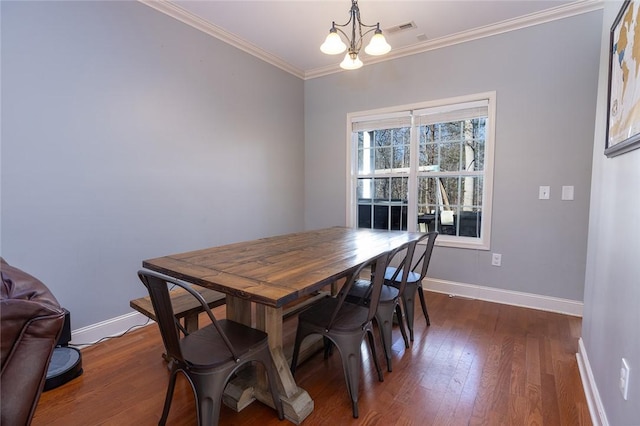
[346,91,496,250]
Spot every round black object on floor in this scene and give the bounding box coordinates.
[44,346,83,391]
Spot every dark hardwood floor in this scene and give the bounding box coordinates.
[32,291,591,425]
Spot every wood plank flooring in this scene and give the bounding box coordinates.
[32,291,591,425]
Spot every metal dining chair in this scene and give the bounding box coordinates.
[384,231,438,341]
[290,251,390,419]
[137,270,284,426]
[345,240,417,372]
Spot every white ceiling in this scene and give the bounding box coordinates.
[144,0,599,79]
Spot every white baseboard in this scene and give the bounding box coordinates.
[70,311,153,349]
[577,337,609,426]
[71,279,583,348]
[424,278,583,317]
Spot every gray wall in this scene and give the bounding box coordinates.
[305,11,601,301]
[582,1,640,424]
[1,1,305,329]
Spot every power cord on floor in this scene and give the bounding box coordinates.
[69,285,177,349]
[68,317,152,349]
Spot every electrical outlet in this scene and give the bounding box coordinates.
[620,358,630,400]
[491,253,502,266]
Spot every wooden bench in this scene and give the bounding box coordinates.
[130,285,227,334]
[131,284,329,333]
[131,284,331,365]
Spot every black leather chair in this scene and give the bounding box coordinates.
[137,270,284,425]
[1,258,66,426]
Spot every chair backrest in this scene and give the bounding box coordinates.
[411,231,438,280]
[385,240,418,296]
[137,270,241,363]
[327,251,390,331]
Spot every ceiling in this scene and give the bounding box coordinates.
[144,0,599,79]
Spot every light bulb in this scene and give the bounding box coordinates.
[340,52,363,70]
[320,30,347,55]
[364,31,391,56]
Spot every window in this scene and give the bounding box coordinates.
[347,92,495,250]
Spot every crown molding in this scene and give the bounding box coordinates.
[306,0,604,79]
[139,0,305,79]
[140,0,603,81]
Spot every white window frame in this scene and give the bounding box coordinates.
[346,91,496,250]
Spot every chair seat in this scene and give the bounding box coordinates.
[384,267,421,284]
[348,279,400,304]
[298,297,369,332]
[180,319,269,368]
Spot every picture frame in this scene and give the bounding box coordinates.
[606,0,640,157]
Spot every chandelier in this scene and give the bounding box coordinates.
[320,0,391,70]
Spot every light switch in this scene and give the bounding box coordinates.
[539,186,550,200]
[562,185,574,201]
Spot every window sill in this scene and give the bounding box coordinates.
[434,235,490,251]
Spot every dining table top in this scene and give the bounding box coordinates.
[142,226,424,308]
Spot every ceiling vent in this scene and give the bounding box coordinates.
[385,21,417,35]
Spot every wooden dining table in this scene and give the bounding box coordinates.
[142,226,424,424]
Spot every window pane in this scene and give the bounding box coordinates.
[392,145,407,170]
[374,146,392,171]
[373,176,408,202]
[358,204,372,228]
[418,176,460,207]
[373,205,389,229]
[390,205,408,230]
[440,122,462,142]
[374,178,389,200]
[357,131,374,174]
[375,130,391,171]
[357,178,373,199]
[392,128,410,171]
[390,176,408,201]
[465,118,486,172]
[417,176,438,207]
[419,118,486,173]
[372,203,408,230]
[474,139,485,171]
[375,128,392,147]
[357,178,373,228]
[419,125,436,169]
[358,128,410,175]
[439,177,460,205]
[417,176,485,208]
[419,148,438,171]
[357,176,408,230]
[459,209,482,237]
[416,176,483,237]
[439,141,462,172]
[461,176,483,207]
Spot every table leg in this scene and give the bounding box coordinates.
[222,296,314,423]
[226,294,252,325]
[222,296,258,411]
[255,304,314,424]
[183,312,199,334]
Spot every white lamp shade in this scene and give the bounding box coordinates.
[364,32,391,56]
[340,52,363,70]
[320,31,347,55]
